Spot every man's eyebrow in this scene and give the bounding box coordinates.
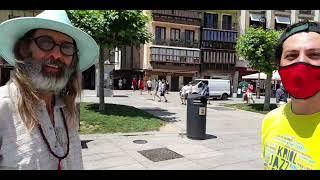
[283,50,298,54]
[306,48,320,52]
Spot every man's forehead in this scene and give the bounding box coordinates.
[33,29,74,42]
[283,32,320,49]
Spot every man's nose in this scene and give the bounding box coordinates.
[48,46,68,64]
[49,45,63,59]
[297,53,309,63]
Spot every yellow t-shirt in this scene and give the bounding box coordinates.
[261,102,320,170]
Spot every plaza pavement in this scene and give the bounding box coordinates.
[80,90,279,170]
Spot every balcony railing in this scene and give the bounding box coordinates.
[152,10,202,19]
[153,39,200,48]
[202,50,237,64]
[150,54,200,64]
[275,10,291,13]
[201,28,238,43]
[201,41,236,50]
[152,10,201,26]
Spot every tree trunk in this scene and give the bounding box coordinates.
[99,46,105,112]
[256,72,260,99]
[263,74,272,111]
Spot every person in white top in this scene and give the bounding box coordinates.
[179,85,187,105]
[159,79,168,102]
[118,78,123,90]
[146,79,152,95]
[153,79,161,102]
[0,10,99,170]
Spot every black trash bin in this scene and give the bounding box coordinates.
[186,94,207,140]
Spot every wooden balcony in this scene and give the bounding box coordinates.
[201,50,237,65]
[201,28,238,43]
[150,54,201,64]
[152,10,201,26]
[150,61,200,73]
[153,39,200,48]
[201,41,236,50]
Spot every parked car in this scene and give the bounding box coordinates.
[186,79,231,100]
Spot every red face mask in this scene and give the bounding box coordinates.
[279,62,320,99]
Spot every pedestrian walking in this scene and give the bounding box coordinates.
[138,78,144,95]
[132,78,137,91]
[147,79,152,95]
[159,79,168,102]
[153,79,161,102]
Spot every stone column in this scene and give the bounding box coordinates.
[266,10,273,29]
[240,10,248,35]
[179,76,184,90]
[314,10,320,22]
[291,10,297,24]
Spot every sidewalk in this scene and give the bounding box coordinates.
[80,90,267,170]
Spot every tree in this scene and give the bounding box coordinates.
[67,10,152,112]
[236,27,282,111]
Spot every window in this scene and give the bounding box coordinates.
[222,15,232,30]
[170,28,180,40]
[155,26,166,41]
[274,16,290,30]
[249,13,266,29]
[204,13,218,29]
[185,30,195,41]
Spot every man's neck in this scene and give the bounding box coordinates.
[38,93,55,109]
[291,92,320,115]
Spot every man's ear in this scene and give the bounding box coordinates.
[19,40,32,58]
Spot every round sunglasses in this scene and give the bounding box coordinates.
[30,35,78,56]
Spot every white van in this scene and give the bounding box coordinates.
[187,79,231,100]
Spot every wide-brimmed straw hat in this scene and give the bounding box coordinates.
[0,10,99,71]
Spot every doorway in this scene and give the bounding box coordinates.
[171,76,179,91]
[82,65,95,90]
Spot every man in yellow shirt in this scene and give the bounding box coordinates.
[262,21,320,170]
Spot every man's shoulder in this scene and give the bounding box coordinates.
[0,84,10,98]
[262,105,286,130]
[0,84,13,113]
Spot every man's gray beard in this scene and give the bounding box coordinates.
[21,58,75,95]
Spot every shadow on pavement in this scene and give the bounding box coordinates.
[205,134,218,140]
[81,140,94,149]
[112,95,129,97]
[140,107,179,123]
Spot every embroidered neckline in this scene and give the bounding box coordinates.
[38,108,70,170]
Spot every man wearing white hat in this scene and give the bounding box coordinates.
[0,10,99,170]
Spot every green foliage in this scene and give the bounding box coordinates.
[236,27,282,75]
[66,10,152,48]
[224,103,278,114]
[80,103,166,134]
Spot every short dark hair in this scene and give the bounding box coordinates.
[275,21,320,66]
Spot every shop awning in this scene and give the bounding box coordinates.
[250,14,264,22]
[242,71,281,80]
[275,16,291,25]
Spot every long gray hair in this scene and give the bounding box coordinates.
[11,29,81,131]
